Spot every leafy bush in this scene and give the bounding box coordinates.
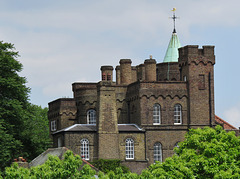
[3,126,240,178]
[91,159,130,173]
[4,150,96,179]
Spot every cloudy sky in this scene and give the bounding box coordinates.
[1,0,240,128]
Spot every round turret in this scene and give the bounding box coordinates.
[144,59,156,81]
[119,59,132,85]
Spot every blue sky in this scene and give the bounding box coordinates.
[0,0,240,127]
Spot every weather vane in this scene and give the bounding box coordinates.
[170,8,179,33]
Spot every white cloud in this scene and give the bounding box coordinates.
[223,103,240,128]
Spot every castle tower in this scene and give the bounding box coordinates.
[48,98,77,132]
[97,81,119,159]
[178,45,215,127]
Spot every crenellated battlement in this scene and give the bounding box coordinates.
[48,98,76,111]
[178,45,215,65]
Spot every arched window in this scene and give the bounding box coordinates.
[154,142,162,163]
[174,104,182,124]
[153,104,161,125]
[87,109,96,124]
[80,139,89,160]
[125,138,134,159]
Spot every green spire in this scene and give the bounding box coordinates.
[163,32,181,63]
[163,8,181,63]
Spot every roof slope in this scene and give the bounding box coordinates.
[215,115,237,130]
[53,124,144,134]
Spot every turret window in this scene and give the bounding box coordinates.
[102,73,106,81]
[107,73,111,81]
[174,104,182,124]
[81,139,89,160]
[153,104,161,125]
[154,142,162,163]
[51,120,56,131]
[125,138,134,159]
[87,109,96,124]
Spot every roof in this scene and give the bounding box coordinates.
[118,124,144,132]
[53,124,97,134]
[53,124,144,134]
[215,115,237,130]
[163,32,181,63]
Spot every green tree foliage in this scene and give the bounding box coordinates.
[21,104,51,160]
[0,41,50,170]
[0,120,22,171]
[141,126,240,178]
[91,159,130,174]
[0,41,29,170]
[4,126,240,178]
[4,150,96,179]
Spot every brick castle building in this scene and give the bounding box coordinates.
[48,23,237,173]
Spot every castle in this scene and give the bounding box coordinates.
[48,24,234,173]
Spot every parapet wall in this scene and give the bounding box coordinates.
[178,45,215,65]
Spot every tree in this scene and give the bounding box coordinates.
[4,126,240,178]
[0,41,50,170]
[91,159,130,174]
[0,120,22,172]
[21,104,51,160]
[0,41,30,170]
[4,150,96,179]
[141,126,240,178]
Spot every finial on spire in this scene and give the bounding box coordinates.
[170,8,179,33]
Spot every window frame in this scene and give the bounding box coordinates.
[51,120,56,131]
[87,109,96,124]
[153,103,161,125]
[154,142,162,163]
[174,104,182,124]
[102,73,106,81]
[107,73,111,81]
[125,138,134,160]
[80,139,89,160]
